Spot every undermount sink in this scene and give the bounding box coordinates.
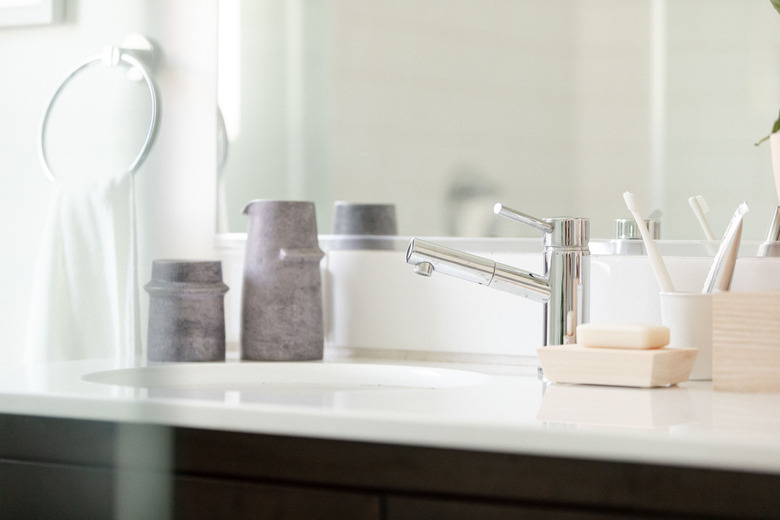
[82,362,492,392]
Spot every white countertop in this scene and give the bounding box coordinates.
[1,355,779,476]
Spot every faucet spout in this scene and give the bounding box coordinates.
[405,204,589,350]
[406,238,551,303]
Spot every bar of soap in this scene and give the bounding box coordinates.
[577,323,670,349]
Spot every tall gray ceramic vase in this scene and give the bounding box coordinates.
[241,200,325,361]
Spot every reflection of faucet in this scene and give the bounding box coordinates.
[406,203,590,348]
[444,168,500,236]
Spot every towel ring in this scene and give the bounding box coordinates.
[38,36,159,183]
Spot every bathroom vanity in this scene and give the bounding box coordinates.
[1,357,779,519]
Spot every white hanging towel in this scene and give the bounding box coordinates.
[25,172,139,363]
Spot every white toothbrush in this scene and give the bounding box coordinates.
[623,192,676,293]
[688,195,715,240]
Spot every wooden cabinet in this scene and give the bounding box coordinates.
[1,414,778,519]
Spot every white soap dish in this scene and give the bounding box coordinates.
[537,344,698,388]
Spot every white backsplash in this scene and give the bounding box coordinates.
[216,235,780,363]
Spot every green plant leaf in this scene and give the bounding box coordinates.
[772,0,780,15]
[755,110,780,146]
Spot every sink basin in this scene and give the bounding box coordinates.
[82,362,492,392]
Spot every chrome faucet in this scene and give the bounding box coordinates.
[406,203,590,347]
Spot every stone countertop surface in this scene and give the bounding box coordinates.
[0,355,779,476]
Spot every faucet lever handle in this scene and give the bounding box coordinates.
[493,203,554,234]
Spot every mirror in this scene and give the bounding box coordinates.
[218,0,780,240]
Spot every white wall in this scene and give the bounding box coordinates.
[0,0,218,364]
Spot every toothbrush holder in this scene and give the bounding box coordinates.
[660,292,712,381]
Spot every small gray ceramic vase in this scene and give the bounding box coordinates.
[241,200,325,361]
[332,202,397,236]
[331,202,398,250]
[145,260,229,362]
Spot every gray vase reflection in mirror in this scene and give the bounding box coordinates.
[330,202,398,250]
[145,260,229,362]
[241,200,326,361]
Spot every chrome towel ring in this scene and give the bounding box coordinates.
[38,34,159,183]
